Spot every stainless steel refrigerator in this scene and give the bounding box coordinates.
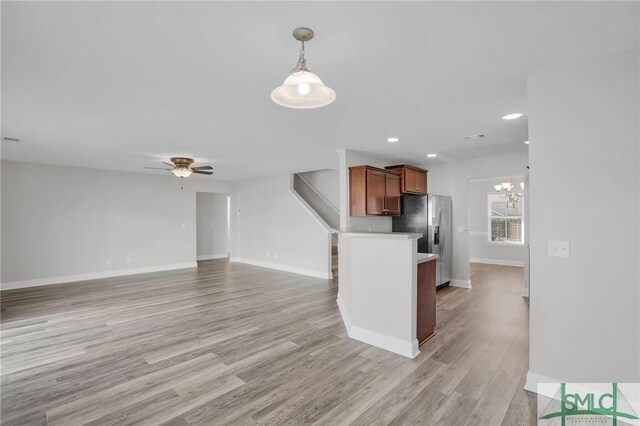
[392,194,452,288]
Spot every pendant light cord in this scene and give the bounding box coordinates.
[292,41,308,74]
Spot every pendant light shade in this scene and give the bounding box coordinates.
[271,70,336,109]
[271,27,336,109]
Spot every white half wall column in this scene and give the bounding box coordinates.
[338,232,420,358]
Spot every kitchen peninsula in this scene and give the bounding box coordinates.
[337,232,438,358]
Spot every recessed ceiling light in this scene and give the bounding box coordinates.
[427,153,437,158]
[502,113,524,120]
[387,137,399,143]
[524,140,530,145]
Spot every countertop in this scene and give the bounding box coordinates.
[417,253,438,264]
[340,232,422,240]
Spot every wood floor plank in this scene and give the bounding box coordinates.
[351,358,447,425]
[501,368,538,426]
[46,353,222,425]
[388,386,450,425]
[0,260,534,425]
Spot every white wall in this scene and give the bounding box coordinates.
[1,160,236,289]
[232,174,332,279]
[468,178,526,267]
[416,151,529,284]
[527,49,640,386]
[196,192,229,260]
[338,232,419,358]
[298,169,339,210]
[338,149,393,233]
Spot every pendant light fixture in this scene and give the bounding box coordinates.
[271,27,336,109]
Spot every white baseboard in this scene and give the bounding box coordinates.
[450,279,472,289]
[337,296,419,359]
[470,258,525,267]
[1,262,198,291]
[229,257,332,280]
[336,295,352,330]
[524,370,560,394]
[196,253,228,261]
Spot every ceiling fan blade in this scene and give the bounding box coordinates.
[162,161,175,167]
[192,170,214,175]
[143,167,172,170]
[191,165,213,170]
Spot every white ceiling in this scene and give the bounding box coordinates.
[2,1,638,181]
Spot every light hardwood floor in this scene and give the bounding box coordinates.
[1,261,536,425]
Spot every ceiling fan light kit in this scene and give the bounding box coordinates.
[172,167,193,178]
[143,157,214,188]
[271,27,336,109]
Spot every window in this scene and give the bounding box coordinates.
[488,193,524,244]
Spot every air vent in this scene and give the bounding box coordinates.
[462,133,486,140]
[1,137,20,143]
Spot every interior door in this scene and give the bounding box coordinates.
[366,169,386,215]
[385,173,401,215]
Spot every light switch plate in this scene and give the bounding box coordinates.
[548,240,570,258]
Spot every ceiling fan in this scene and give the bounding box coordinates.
[144,157,213,188]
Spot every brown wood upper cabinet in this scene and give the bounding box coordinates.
[385,164,428,195]
[349,165,402,216]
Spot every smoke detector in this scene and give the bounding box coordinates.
[462,133,486,141]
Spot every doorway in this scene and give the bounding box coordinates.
[467,176,527,295]
[195,192,230,262]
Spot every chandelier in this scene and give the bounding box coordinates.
[494,180,524,204]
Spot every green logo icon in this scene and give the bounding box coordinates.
[539,383,638,425]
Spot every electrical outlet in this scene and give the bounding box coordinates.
[548,240,570,258]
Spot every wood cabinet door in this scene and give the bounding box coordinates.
[366,169,386,215]
[405,168,427,195]
[417,262,429,345]
[385,173,401,216]
[424,259,436,334]
[417,260,436,346]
